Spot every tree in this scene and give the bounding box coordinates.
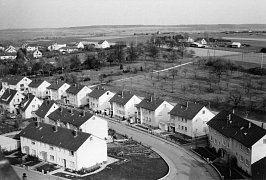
[70,55,81,69]
[170,69,178,79]
[228,89,243,107]
[183,68,188,78]
[169,50,179,62]
[108,129,116,142]
[31,62,42,74]
[16,48,26,59]
[10,59,27,75]
[127,42,138,62]
[84,55,98,69]
[146,40,159,64]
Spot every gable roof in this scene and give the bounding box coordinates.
[0,89,18,104]
[88,87,108,99]
[47,80,66,90]
[98,40,107,44]
[20,93,36,111]
[2,75,24,85]
[207,111,266,148]
[109,91,134,106]
[28,80,47,88]
[19,122,91,151]
[66,84,86,95]
[35,100,57,118]
[252,156,266,180]
[169,102,204,120]
[136,96,164,111]
[47,107,94,127]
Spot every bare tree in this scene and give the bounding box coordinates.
[228,89,243,107]
[183,68,188,78]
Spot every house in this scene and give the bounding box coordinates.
[207,111,266,176]
[196,38,207,45]
[34,100,58,123]
[47,107,108,140]
[231,42,241,48]
[48,43,66,51]
[47,80,70,101]
[97,40,110,49]
[26,44,38,52]
[19,94,42,119]
[1,75,32,93]
[33,50,42,58]
[0,55,17,60]
[5,45,16,53]
[28,80,51,99]
[76,42,84,49]
[87,87,115,114]
[0,135,19,151]
[19,122,107,171]
[136,96,174,128]
[0,89,24,114]
[252,156,266,180]
[109,91,141,120]
[168,102,215,138]
[65,84,91,108]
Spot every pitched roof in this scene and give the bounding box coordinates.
[88,87,108,99]
[169,102,205,119]
[2,75,24,85]
[66,84,86,95]
[19,122,91,151]
[47,107,94,127]
[0,89,17,104]
[98,40,106,44]
[47,80,66,90]
[28,80,46,88]
[252,156,266,180]
[207,111,266,148]
[35,100,57,118]
[20,94,36,111]
[136,96,164,111]
[109,91,134,106]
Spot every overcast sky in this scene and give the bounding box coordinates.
[1,0,266,29]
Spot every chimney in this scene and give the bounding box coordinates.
[73,129,78,137]
[150,96,153,102]
[82,110,86,117]
[35,121,40,128]
[121,91,124,98]
[53,125,58,132]
[249,122,251,128]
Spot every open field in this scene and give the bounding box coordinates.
[225,53,265,66]
[188,47,241,57]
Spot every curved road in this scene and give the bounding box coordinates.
[108,120,220,180]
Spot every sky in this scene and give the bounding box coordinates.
[0,0,266,29]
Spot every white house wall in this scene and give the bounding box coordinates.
[252,134,266,164]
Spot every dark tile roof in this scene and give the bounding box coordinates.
[98,40,106,44]
[20,93,35,111]
[169,102,204,119]
[0,89,17,104]
[252,156,266,180]
[47,107,94,127]
[28,80,47,88]
[48,80,66,90]
[88,87,108,99]
[109,91,134,106]
[207,111,266,148]
[19,122,91,151]
[66,84,86,95]
[35,100,57,118]
[2,75,24,85]
[136,96,164,111]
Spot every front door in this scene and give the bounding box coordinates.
[63,159,66,168]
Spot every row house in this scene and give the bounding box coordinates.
[207,111,266,176]
[168,102,215,138]
[87,87,114,113]
[28,80,50,99]
[1,75,32,94]
[109,91,141,120]
[136,96,173,128]
[19,122,107,171]
[65,84,91,108]
[47,107,108,140]
[34,100,58,123]
[47,80,70,101]
[19,94,42,119]
[0,89,24,114]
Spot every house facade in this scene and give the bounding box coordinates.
[28,80,51,99]
[5,45,16,53]
[1,76,32,94]
[207,111,266,175]
[168,102,215,138]
[33,50,42,58]
[0,89,24,114]
[34,100,58,123]
[136,97,174,128]
[109,91,141,120]
[47,81,70,101]
[97,40,110,49]
[65,84,91,107]
[20,122,107,170]
[47,107,108,140]
[19,94,42,119]
[87,87,115,113]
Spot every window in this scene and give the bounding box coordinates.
[50,146,54,151]
[202,110,205,114]
[50,155,54,161]
[181,126,184,130]
[32,105,35,108]
[222,139,226,146]
[240,155,244,162]
[70,161,75,168]
[214,139,217,144]
[245,159,249,166]
[31,141,35,145]
[31,149,36,156]
[185,127,187,131]
[210,136,213,141]
[263,139,266,144]
[70,151,74,156]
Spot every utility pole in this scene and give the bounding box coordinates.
[261,53,264,69]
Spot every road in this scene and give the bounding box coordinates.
[108,120,221,180]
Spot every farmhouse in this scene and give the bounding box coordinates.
[19,122,107,171]
[207,111,266,176]
[87,87,115,113]
[136,96,173,128]
[168,102,215,138]
[34,100,58,123]
[0,89,24,114]
[19,94,42,119]
[47,107,108,139]
[231,42,241,48]
[28,80,51,99]
[97,40,110,49]
[65,84,91,108]
[109,91,141,120]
